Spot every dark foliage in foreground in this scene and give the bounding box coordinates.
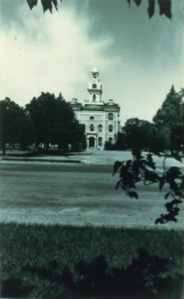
[113,149,183,225]
[1,223,183,298]
[27,0,172,19]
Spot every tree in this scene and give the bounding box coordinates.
[114,131,127,150]
[26,92,86,150]
[0,98,30,155]
[26,0,172,19]
[122,118,153,151]
[153,86,184,151]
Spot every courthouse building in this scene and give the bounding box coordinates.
[70,67,121,150]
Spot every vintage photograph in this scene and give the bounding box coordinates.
[0,0,183,298]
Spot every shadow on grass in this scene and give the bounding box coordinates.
[2,249,182,299]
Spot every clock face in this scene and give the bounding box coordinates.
[92,84,97,88]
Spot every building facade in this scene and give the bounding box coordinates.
[70,67,120,150]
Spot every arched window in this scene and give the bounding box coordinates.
[93,94,96,101]
[98,124,103,132]
[109,125,113,132]
[98,137,102,146]
[109,137,113,143]
[90,116,94,120]
[108,113,113,120]
[90,124,94,131]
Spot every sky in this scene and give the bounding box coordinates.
[0,0,183,125]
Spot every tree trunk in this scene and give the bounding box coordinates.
[45,142,49,151]
[2,142,6,155]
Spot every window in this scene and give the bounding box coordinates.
[109,137,113,143]
[108,113,113,120]
[98,137,102,146]
[90,124,94,131]
[90,116,94,120]
[98,124,103,132]
[109,125,113,132]
[93,94,96,101]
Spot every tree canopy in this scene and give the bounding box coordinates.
[0,98,30,155]
[27,0,172,19]
[153,86,184,151]
[26,92,86,150]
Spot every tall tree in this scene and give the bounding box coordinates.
[153,86,183,151]
[26,92,86,150]
[0,98,29,155]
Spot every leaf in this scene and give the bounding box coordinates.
[134,0,142,6]
[125,160,132,170]
[27,0,38,9]
[171,151,183,163]
[52,0,59,10]
[144,160,156,170]
[148,0,155,19]
[165,202,173,212]
[126,0,131,6]
[171,199,183,205]
[163,212,177,222]
[41,0,53,12]
[167,166,182,178]
[159,176,165,191]
[112,161,122,176]
[128,191,138,199]
[145,170,159,182]
[168,179,178,192]
[155,218,164,225]
[120,165,127,178]
[123,172,134,186]
[158,0,172,19]
[165,192,170,199]
[115,180,122,190]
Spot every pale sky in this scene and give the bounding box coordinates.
[0,0,183,125]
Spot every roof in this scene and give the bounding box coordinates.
[92,66,98,73]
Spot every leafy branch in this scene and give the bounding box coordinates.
[113,149,183,224]
[27,0,172,19]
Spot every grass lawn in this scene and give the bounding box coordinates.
[1,150,183,298]
[1,223,183,298]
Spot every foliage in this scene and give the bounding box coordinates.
[104,140,115,151]
[1,223,183,298]
[116,87,184,154]
[27,0,172,19]
[113,148,183,224]
[123,118,153,151]
[26,92,86,150]
[153,86,184,151]
[0,98,31,155]
[114,131,127,150]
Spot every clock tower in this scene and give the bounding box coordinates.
[87,67,103,103]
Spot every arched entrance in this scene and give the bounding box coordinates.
[89,136,95,148]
